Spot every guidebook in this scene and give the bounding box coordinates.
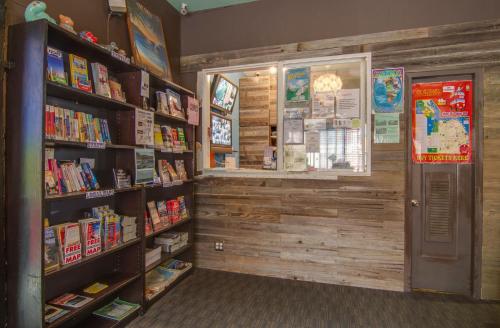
[69,54,92,93]
[47,47,67,85]
[44,305,69,324]
[93,298,140,321]
[49,293,93,308]
[44,219,60,273]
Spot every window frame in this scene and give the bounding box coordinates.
[198,52,372,179]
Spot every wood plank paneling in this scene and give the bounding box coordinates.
[482,66,500,300]
[186,19,500,300]
[239,76,271,169]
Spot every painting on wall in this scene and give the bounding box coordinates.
[126,0,171,80]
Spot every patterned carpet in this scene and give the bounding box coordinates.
[128,269,500,328]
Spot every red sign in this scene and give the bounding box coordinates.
[412,80,473,164]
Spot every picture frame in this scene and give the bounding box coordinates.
[210,113,232,150]
[210,74,238,113]
[126,0,171,80]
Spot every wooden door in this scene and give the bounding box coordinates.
[408,72,478,296]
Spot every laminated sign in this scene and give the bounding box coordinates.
[412,80,473,164]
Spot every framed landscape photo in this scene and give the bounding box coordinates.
[126,0,171,80]
[210,74,238,113]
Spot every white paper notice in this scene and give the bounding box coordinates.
[336,89,360,118]
[414,113,427,154]
[135,108,154,146]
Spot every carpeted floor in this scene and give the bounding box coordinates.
[128,268,500,328]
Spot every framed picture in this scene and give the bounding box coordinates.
[210,113,232,149]
[126,0,171,80]
[210,74,238,113]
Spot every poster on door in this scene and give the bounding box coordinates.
[412,80,473,164]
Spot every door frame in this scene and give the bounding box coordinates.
[404,68,484,299]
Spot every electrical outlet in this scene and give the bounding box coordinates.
[214,241,224,251]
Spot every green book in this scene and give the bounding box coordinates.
[93,298,140,321]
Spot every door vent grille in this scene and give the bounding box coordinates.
[425,177,453,242]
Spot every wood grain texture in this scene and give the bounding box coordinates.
[482,66,500,300]
[187,18,500,299]
[239,76,271,169]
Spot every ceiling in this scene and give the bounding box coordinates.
[167,0,259,12]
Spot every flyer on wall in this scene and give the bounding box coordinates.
[372,67,404,113]
[412,80,473,164]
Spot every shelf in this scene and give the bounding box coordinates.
[153,146,193,154]
[47,22,139,74]
[145,266,193,308]
[145,218,192,240]
[46,81,136,112]
[154,111,188,123]
[73,305,140,328]
[148,71,195,96]
[47,273,141,328]
[45,238,141,278]
[45,140,137,150]
[145,243,192,273]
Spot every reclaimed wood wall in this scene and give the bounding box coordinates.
[239,76,271,168]
[182,19,500,299]
[482,66,500,300]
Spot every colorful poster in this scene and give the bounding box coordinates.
[412,80,473,164]
[285,68,310,104]
[374,113,400,144]
[372,68,404,113]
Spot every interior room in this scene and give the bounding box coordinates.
[1,0,499,327]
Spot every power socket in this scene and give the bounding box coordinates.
[214,241,224,251]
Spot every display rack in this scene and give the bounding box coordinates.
[6,20,196,327]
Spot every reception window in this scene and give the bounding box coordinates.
[199,53,372,178]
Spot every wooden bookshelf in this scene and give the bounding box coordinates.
[6,20,196,327]
[145,266,193,309]
[145,243,193,273]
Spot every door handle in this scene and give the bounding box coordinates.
[411,200,420,207]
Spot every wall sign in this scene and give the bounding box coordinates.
[372,68,404,113]
[412,80,473,164]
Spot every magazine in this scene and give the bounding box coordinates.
[93,298,140,321]
[49,293,93,308]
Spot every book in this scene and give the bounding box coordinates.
[165,162,179,182]
[167,89,184,118]
[177,196,189,220]
[113,168,132,189]
[186,96,200,126]
[158,160,171,186]
[92,206,122,250]
[156,201,170,227]
[47,47,67,85]
[83,282,108,294]
[160,125,173,151]
[144,211,153,236]
[93,298,140,321]
[44,219,60,273]
[156,91,169,114]
[147,201,162,231]
[177,128,187,150]
[167,199,180,224]
[109,79,125,102]
[56,222,82,266]
[79,218,102,257]
[44,305,69,324]
[69,54,92,93]
[175,160,188,181]
[49,293,93,308]
[154,124,164,148]
[91,63,111,98]
[45,105,111,144]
